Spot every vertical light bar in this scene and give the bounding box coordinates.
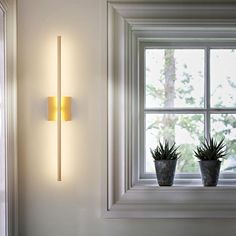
[57,36,62,181]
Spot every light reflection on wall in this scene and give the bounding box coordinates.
[44,35,75,183]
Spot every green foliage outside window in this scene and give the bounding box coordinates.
[145,49,236,173]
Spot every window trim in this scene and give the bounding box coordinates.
[105,1,236,219]
[140,43,236,181]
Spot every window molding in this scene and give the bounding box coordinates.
[105,2,236,218]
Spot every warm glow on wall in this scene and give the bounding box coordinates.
[48,36,72,181]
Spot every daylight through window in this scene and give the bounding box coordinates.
[143,46,236,180]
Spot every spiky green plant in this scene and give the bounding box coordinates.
[150,140,180,161]
[194,138,227,161]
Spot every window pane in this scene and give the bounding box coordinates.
[145,49,204,108]
[211,114,236,173]
[211,49,236,108]
[145,113,204,173]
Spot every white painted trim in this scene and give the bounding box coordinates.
[1,0,17,235]
[106,1,236,218]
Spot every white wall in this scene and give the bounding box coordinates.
[17,0,236,235]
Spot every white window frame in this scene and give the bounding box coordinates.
[105,2,236,218]
[140,42,236,185]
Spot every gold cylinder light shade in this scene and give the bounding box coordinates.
[48,36,72,181]
[48,96,72,121]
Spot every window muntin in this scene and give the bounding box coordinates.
[142,45,236,180]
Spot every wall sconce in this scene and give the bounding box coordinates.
[48,36,71,181]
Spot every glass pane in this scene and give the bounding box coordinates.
[211,114,236,173]
[211,49,236,108]
[145,49,204,108]
[145,113,204,173]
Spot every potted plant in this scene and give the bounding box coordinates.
[150,140,180,186]
[194,138,227,187]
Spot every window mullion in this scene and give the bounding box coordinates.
[205,47,211,140]
[144,108,206,113]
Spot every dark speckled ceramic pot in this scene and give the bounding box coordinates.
[154,159,177,186]
[199,160,221,187]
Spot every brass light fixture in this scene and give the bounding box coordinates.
[48,36,71,181]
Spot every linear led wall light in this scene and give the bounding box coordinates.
[48,36,72,181]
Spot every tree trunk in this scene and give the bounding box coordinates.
[162,49,176,143]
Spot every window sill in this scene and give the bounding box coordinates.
[104,184,236,219]
[136,178,236,187]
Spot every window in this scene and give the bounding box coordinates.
[105,2,236,218]
[141,45,236,185]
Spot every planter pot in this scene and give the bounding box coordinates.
[154,159,177,186]
[199,160,221,187]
